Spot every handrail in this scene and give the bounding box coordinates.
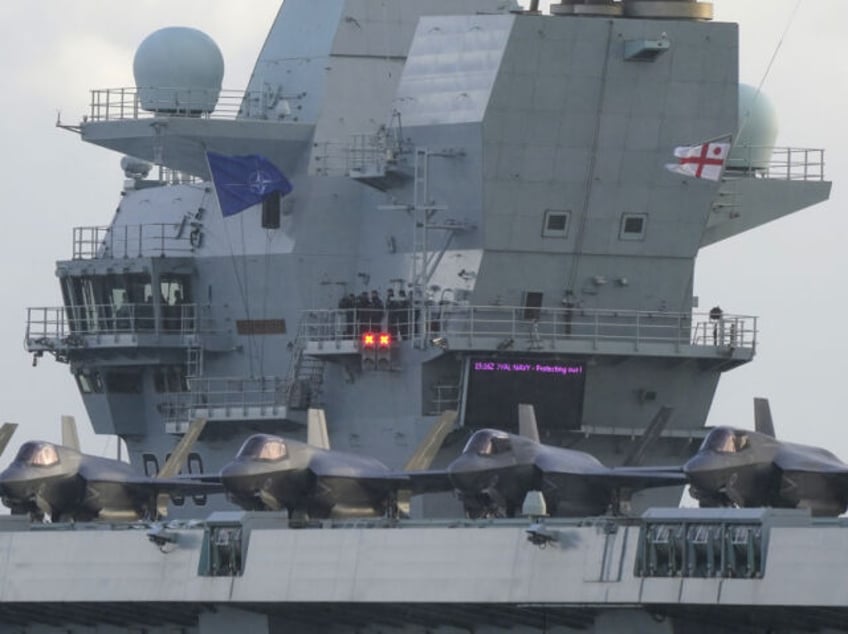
[73,224,200,260]
[25,303,214,346]
[84,87,304,123]
[297,305,757,352]
[187,376,287,410]
[725,146,825,182]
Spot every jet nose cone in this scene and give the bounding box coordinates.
[220,461,253,487]
[683,452,708,474]
[0,464,28,486]
[682,452,719,488]
[447,454,474,480]
[0,464,32,499]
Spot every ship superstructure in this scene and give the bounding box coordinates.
[26,0,828,509]
[10,0,839,631]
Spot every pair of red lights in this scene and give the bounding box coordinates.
[361,332,391,347]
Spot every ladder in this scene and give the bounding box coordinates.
[283,319,326,409]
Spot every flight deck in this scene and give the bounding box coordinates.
[0,508,845,633]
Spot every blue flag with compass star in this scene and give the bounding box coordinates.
[206,152,293,217]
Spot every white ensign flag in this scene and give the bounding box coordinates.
[665,138,731,181]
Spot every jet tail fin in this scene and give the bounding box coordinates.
[307,408,331,450]
[397,409,458,517]
[61,415,80,451]
[754,397,775,437]
[622,406,673,467]
[158,418,207,479]
[0,422,17,456]
[517,403,540,443]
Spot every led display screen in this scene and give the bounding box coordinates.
[464,358,586,435]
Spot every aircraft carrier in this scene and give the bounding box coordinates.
[11,0,838,631]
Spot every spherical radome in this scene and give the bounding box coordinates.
[729,83,779,171]
[133,27,224,114]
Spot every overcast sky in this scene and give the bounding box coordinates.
[0,0,843,467]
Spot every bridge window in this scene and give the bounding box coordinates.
[153,366,188,393]
[104,370,142,393]
[75,370,104,394]
[160,275,191,332]
[63,274,155,333]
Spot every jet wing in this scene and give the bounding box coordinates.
[91,475,224,495]
[402,469,454,494]
[773,444,848,476]
[599,466,687,489]
[307,453,411,492]
[535,449,685,490]
[175,473,222,483]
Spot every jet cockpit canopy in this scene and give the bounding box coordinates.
[463,430,512,456]
[700,427,750,454]
[15,441,60,467]
[236,434,288,462]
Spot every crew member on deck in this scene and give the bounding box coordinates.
[338,293,355,336]
[369,290,384,331]
[397,289,410,340]
[386,289,399,339]
[355,291,370,335]
[709,305,723,345]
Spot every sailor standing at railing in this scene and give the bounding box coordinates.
[354,292,370,335]
[369,290,384,331]
[386,289,399,339]
[397,290,410,340]
[709,305,723,345]
[338,293,355,337]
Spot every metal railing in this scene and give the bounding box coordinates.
[726,146,825,181]
[73,224,200,260]
[298,305,756,353]
[85,87,302,123]
[26,303,213,349]
[186,376,288,412]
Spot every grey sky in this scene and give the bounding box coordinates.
[0,0,843,468]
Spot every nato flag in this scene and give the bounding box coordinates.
[207,152,293,217]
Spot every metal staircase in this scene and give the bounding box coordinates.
[284,320,326,410]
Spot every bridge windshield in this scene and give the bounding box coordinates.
[236,435,288,462]
[463,430,512,456]
[15,442,60,467]
[700,427,749,453]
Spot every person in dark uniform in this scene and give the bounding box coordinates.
[355,291,370,335]
[386,289,399,339]
[709,305,723,345]
[369,290,384,331]
[338,293,355,337]
[397,289,410,340]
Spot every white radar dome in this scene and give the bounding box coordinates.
[133,27,224,114]
[728,83,779,171]
[120,156,152,179]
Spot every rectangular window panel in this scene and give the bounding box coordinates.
[543,209,570,238]
[620,213,647,240]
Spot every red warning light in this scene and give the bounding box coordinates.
[378,333,391,347]
[362,332,376,346]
